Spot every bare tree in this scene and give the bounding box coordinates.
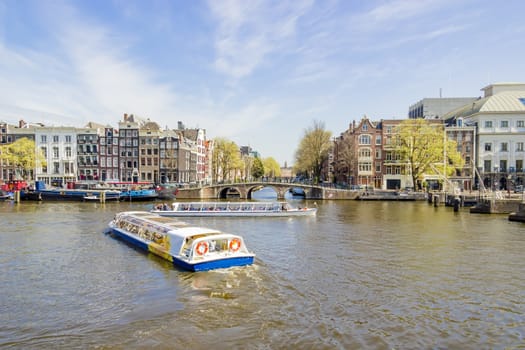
[294,120,332,184]
[334,130,355,184]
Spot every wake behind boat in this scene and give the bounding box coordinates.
[151,201,317,217]
[106,211,255,272]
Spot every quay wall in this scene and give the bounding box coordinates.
[470,199,522,214]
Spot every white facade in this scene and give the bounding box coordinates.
[475,113,525,173]
[195,129,207,184]
[459,83,525,189]
[34,127,78,186]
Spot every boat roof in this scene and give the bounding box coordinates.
[116,211,224,238]
[174,201,286,205]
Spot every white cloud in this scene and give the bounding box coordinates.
[365,0,444,24]
[208,0,313,79]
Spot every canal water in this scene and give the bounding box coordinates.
[1,199,524,349]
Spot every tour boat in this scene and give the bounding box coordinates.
[106,211,255,272]
[151,201,318,217]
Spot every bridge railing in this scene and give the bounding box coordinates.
[179,178,347,190]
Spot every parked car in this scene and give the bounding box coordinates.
[514,185,523,193]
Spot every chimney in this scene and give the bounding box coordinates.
[19,119,26,128]
[123,113,128,122]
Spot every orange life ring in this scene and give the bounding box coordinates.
[195,241,209,256]
[229,238,241,252]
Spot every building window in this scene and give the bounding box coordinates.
[375,136,381,145]
[359,135,371,145]
[53,147,59,158]
[375,162,381,172]
[501,142,508,152]
[517,142,524,152]
[517,120,525,128]
[53,135,59,143]
[358,148,371,158]
[484,121,493,128]
[500,160,507,172]
[501,120,509,128]
[358,162,372,172]
[41,147,47,158]
[53,162,60,174]
[517,160,523,172]
[362,124,368,131]
[484,143,492,151]
[65,147,71,157]
[65,135,72,143]
[484,160,491,173]
[41,135,47,143]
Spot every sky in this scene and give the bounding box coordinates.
[1,0,525,166]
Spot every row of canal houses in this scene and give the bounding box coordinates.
[0,114,209,186]
[329,82,525,192]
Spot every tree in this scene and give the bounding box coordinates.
[334,130,355,184]
[251,157,264,179]
[211,137,242,183]
[294,120,332,184]
[394,119,464,189]
[262,157,281,178]
[0,137,45,180]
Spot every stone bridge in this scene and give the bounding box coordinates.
[175,181,359,200]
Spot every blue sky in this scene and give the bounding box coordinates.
[1,0,524,166]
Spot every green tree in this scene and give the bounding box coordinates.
[0,137,45,180]
[211,137,242,183]
[394,119,464,189]
[294,120,332,184]
[262,157,281,178]
[251,157,264,179]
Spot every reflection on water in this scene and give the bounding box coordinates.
[1,200,524,349]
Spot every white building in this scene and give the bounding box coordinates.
[409,97,478,119]
[34,126,78,186]
[443,82,525,190]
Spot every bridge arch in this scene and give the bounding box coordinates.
[218,186,242,199]
[245,185,288,199]
[190,182,325,200]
